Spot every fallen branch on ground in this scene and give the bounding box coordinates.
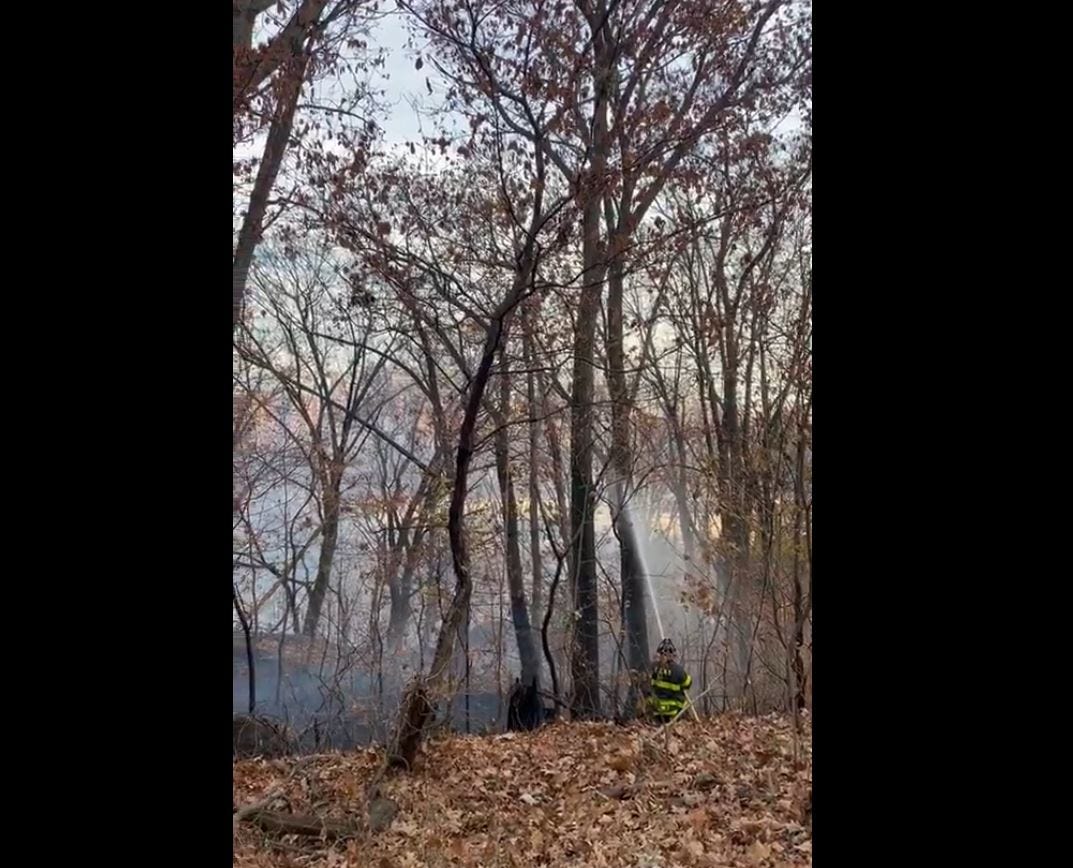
[241,809,359,839]
[233,756,318,837]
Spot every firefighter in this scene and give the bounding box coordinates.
[648,638,692,723]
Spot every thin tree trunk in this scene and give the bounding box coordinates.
[387,248,538,768]
[385,463,444,655]
[464,601,471,733]
[523,308,544,622]
[540,382,571,553]
[792,423,808,710]
[494,345,541,688]
[541,551,566,704]
[234,585,256,715]
[303,464,342,637]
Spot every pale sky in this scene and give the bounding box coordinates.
[372,12,437,146]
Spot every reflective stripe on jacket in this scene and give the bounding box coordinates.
[649,662,692,715]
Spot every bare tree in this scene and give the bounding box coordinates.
[233,0,381,328]
[237,245,393,637]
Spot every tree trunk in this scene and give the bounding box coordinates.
[385,468,443,656]
[541,550,566,703]
[568,19,612,714]
[303,464,342,637]
[494,345,541,689]
[387,251,537,769]
[568,193,605,718]
[233,585,256,714]
[540,377,572,553]
[792,425,808,710]
[606,256,650,715]
[523,308,544,621]
[232,0,276,50]
[715,305,752,699]
[233,0,326,116]
[233,49,309,329]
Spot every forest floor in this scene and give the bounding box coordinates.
[233,712,812,867]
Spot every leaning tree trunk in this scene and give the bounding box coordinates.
[387,255,538,769]
[494,345,541,689]
[233,48,309,329]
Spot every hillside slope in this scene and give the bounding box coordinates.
[234,714,812,867]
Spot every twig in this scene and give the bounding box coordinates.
[667,686,716,727]
[234,786,287,825]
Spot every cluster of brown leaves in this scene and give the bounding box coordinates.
[234,713,811,868]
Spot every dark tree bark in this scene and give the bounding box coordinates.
[233,584,256,714]
[494,345,542,689]
[387,218,543,767]
[233,48,310,329]
[568,20,612,715]
[606,254,650,715]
